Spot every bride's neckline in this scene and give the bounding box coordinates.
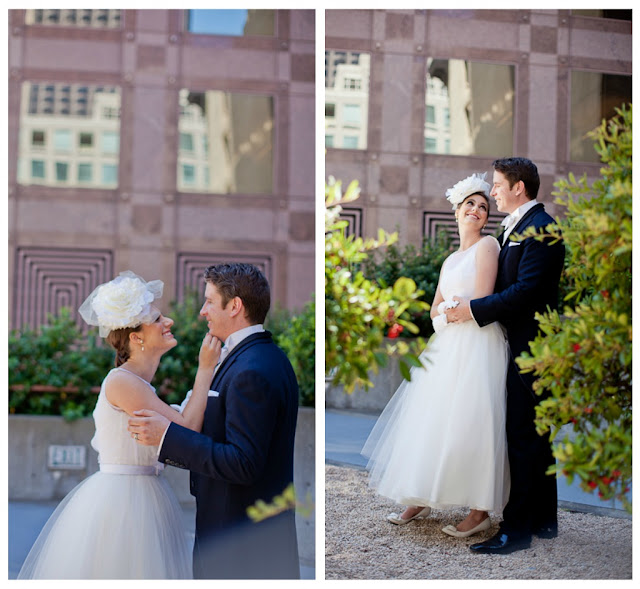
[456,236,485,253]
[116,366,153,388]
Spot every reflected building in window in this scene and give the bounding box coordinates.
[325,51,370,150]
[177,90,273,194]
[17,82,121,188]
[25,9,121,28]
[570,71,631,162]
[425,59,514,158]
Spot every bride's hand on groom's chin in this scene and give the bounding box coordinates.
[199,333,221,371]
[128,409,169,446]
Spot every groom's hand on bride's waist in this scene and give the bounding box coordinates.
[128,409,170,446]
[445,296,472,324]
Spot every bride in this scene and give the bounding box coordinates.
[18,271,220,579]
[362,173,510,538]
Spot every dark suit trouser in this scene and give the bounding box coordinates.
[501,359,557,536]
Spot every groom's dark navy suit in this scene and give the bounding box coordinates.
[159,331,299,579]
[471,203,564,537]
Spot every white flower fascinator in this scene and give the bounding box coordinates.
[79,271,164,337]
[445,172,491,210]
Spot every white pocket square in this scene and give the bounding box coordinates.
[209,390,220,397]
[508,241,521,247]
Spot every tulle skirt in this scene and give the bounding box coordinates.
[18,471,192,579]
[362,320,510,514]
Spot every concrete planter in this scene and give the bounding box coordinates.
[8,406,315,565]
[325,341,410,412]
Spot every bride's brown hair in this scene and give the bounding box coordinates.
[106,325,143,367]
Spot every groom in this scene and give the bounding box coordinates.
[129,263,300,578]
[447,157,565,554]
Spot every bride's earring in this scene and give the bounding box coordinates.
[139,339,145,352]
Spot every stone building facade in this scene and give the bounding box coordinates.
[325,9,632,246]
[8,9,315,330]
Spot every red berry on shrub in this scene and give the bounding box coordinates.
[573,343,581,352]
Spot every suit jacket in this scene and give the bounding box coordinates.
[159,331,300,579]
[471,203,565,363]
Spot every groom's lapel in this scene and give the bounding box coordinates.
[211,331,272,387]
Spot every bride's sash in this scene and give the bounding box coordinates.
[99,463,164,476]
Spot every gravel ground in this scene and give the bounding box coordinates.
[325,464,632,580]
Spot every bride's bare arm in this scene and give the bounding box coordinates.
[430,263,447,319]
[473,236,500,299]
[105,333,220,432]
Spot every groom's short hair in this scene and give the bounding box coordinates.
[493,157,540,200]
[204,263,270,324]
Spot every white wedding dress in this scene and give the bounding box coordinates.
[362,236,510,514]
[18,368,192,579]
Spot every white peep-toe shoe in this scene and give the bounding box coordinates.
[442,517,491,538]
[387,506,431,525]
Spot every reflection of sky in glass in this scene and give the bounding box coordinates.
[189,10,248,36]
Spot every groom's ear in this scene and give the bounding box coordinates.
[228,296,244,318]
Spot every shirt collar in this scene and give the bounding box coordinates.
[223,324,265,354]
[501,199,538,228]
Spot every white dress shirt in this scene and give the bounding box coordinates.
[501,199,538,244]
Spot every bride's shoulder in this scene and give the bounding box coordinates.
[476,235,500,258]
[481,234,500,249]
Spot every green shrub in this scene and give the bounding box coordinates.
[516,104,632,511]
[269,299,315,407]
[325,177,429,391]
[9,289,316,418]
[362,230,455,337]
[9,308,113,420]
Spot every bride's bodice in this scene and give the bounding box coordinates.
[440,237,494,301]
[90,368,159,466]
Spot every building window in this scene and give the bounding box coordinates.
[424,136,437,153]
[180,132,194,152]
[182,164,196,185]
[325,135,334,148]
[31,130,45,147]
[343,136,359,149]
[570,71,631,162]
[102,107,120,120]
[185,9,275,36]
[25,9,121,28]
[78,163,93,183]
[425,105,436,125]
[325,50,370,150]
[79,132,93,149]
[342,104,361,126]
[31,160,45,179]
[344,78,362,91]
[102,164,118,185]
[101,131,119,154]
[55,162,68,182]
[53,129,72,152]
[18,81,121,189]
[425,58,514,157]
[177,89,274,194]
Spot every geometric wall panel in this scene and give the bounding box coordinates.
[422,211,504,248]
[12,247,113,331]
[339,206,363,239]
[176,252,274,303]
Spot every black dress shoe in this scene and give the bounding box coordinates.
[533,524,558,539]
[469,532,531,554]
